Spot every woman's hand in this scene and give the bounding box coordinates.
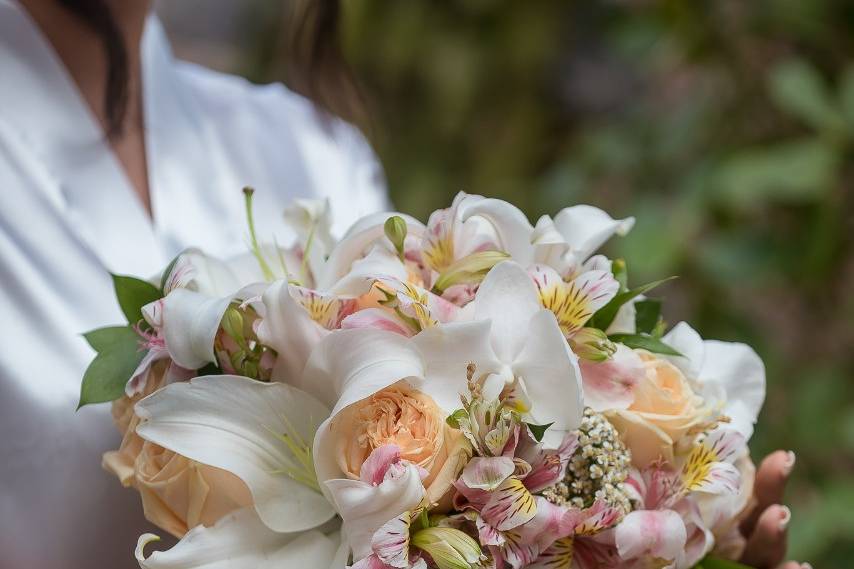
[738,450,810,569]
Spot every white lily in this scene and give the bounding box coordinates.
[135,375,336,529]
[661,322,766,440]
[135,508,344,569]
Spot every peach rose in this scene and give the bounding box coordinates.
[605,351,708,467]
[102,362,251,537]
[336,382,471,507]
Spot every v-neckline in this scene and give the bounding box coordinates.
[0,2,166,275]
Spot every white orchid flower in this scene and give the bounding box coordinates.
[661,322,766,440]
[133,374,340,568]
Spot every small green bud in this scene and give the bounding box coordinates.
[384,215,408,259]
[571,327,617,362]
[221,306,246,347]
[432,251,510,295]
[411,527,483,569]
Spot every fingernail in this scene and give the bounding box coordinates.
[779,505,791,531]
[801,563,813,569]
[783,451,796,476]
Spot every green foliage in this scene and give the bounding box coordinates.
[589,277,676,331]
[78,326,146,409]
[526,422,554,443]
[112,274,161,327]
[608,333,682,356]
[634,299,662,335]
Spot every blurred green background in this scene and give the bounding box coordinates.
[159,1,854,565]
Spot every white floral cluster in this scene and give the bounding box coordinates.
[83,191,766,569]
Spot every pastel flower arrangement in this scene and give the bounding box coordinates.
[80,190,765,569]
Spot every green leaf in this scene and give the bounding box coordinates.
[78,326,146,409]
[715,138,840,210]
[768,58,846,133]
[112,274,161,326]
[634,299,662,334]
[840,64,854,130]
[694,555,753,569]
[608,333,682,356]
[589,277,675,331]
[526,422,553,442]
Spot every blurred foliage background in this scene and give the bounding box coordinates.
[158,1,854,565]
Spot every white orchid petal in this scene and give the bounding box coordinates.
[411,320,502,412]
[303,328,426,416]
[256,280,328,384]
[552,205,634,260]
[700,340,765,439]
[162,288,231,369]
[473,261,541,363]
[513,310,584,446]
[662,322,705,379]
[134,508,339,569]
[135,375,335,533]
[325,463,426,562]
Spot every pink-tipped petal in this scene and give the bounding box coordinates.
[361,445,403,486]
[615,510,687,563]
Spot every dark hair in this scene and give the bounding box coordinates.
[56,0,129,138]
[284,0,368,128]
[57,0,365,136]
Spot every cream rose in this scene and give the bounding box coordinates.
[102,361,251,537]
[335,382,471,507]
[605,351,708,467]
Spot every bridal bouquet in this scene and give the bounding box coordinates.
[80,190,765,569]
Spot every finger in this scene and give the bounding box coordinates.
[741,450,795,535]
[740,504,791,569]
[778,563,812,569]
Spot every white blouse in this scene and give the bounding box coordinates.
[0,2,388,567]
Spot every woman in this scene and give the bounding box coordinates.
[0,0,801,567]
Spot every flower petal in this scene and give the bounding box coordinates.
[699,340,765,440]
[162,289,231,369]
[325,463,426,562]
[461,456,516,491]
[135,375,335,533]
[578,344,644,412]
[412,320,502,413]
[256,280,328,385]
[135,507,340,569]
[513,310,584,447]
[302,328,426,416]
[318,212,424,291]
[481,477,538,531]
[341,308,414,337]
[614,509,686,563]
[552,205,634,262]
[472,261,542,364]
[456,194,536,263]
[372,510,415,568]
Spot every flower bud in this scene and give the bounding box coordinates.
[384,215,408,259]
[571,327,617,362]
[432,251,510,294]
